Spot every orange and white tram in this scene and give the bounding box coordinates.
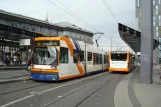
[30,36,108,81]
[108,51,136,72]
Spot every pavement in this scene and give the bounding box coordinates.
[0,71,124,107]
[0,65,27,70]
[0,69,30,83]
[0,65,161,107]
[114,65,161,107]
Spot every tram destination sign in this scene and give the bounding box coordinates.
[20,39,30,46]
[35,41,59,46]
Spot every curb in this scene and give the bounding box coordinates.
[0,76,31,84]
[114,67,139,107]
[0,68,26,71]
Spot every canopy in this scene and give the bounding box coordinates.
[118,23,159,53]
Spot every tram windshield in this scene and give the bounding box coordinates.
[111,53,127,61]
[32,46,58,65]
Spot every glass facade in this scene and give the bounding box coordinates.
[136,0,161,63]
[153,0,155,5]
[137,0,140,7]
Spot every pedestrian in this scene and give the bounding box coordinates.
[3,54,7,66]
[13,55,17,65]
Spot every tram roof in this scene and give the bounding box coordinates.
[118,23,159,53]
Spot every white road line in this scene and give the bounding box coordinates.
[46,78,116,106]
[0,72,109,107]
[0,95,34,107]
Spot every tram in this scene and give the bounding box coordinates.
[108,51,136,72]
[30,36,108,81]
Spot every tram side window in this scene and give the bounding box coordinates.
[104,55,108,64]
[93,53,97,65]
[79,51,84,62]
[96,54,99,64]
[73,50,78,63]
[73,50,84,63]
[88,52,92,61]
[60,47,68,63]
[94,53,102,64]
[98,54,102,64]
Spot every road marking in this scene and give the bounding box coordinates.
[0,72,108,107]
[45,81,96,106]
[0,95,34,107]
[57,96,62,98]
[29,91,44,95]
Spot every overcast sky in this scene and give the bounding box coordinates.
[0,0,136,51]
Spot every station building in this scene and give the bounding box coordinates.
[0,9,94,66]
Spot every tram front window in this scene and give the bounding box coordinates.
[111,53,127,61]
[32,46,58,65]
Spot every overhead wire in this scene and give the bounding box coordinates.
[46,0,99,32]
[46,0,113,46]
[101,0,118,22]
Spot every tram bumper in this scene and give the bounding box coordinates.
[30,71,59,81]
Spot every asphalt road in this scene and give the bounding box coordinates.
[0,71,125,107]
[0,70,29,79]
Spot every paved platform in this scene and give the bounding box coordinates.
[0,65,27,71]
[0,69,30,83]
[114,66,161,107]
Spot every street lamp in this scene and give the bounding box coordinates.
[94,32,104,47]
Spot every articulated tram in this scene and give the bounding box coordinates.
[108,51,136,72]
[30,36,108,81]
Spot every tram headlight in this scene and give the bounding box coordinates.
[50,65,56,69]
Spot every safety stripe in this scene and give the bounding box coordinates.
[109,67,129,72]
[72,39,80,51]
[61,37,74,56]
[75,40,81,50]
[60,37,85,75]
[59,74,84,80]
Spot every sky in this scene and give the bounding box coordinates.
[0,0,136,51]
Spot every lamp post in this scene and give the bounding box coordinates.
[94,32,104,47]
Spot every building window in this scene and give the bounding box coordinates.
[156,11,158,15]
[153,22,156,26]
[159,0,161,4]
[156,5,158,11]
[159,16,161,26]
[156,31,159,37]
[137,0,140,7]
[153,16,156,21]
[159,45,161,50]
[159,38,161,42]
[156,26,159,31]
[153,0,155,5]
